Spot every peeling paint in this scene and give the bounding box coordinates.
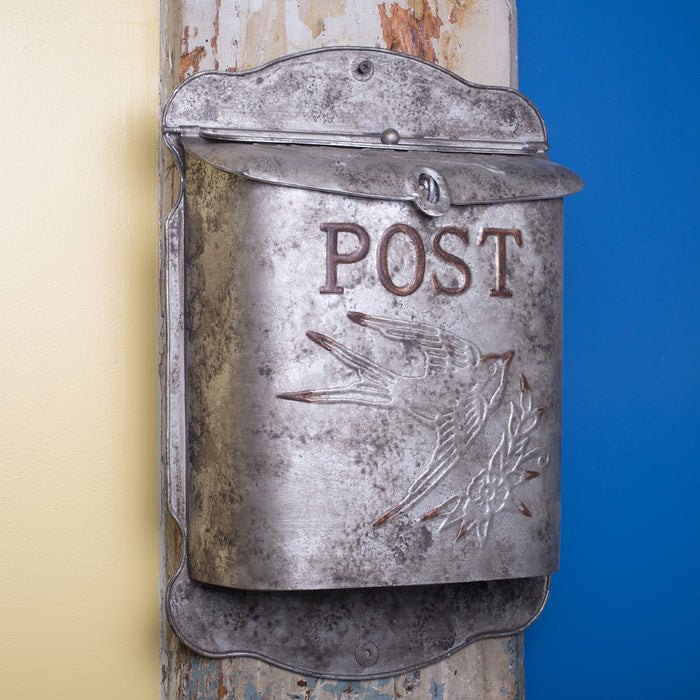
[164,637,524,698]
[378,0,443,63]
[183,655,213,698]
[437,0,481,75]
[321,679,393,700]
[172,0,514,87]
[429,678,445,700]
[240,0,288,70]
[400,670,422,693]
[180,25,207,81]
[447,0,480,26]
[244,680,262,700]
[502,634,525,698]
[299,0,347,39]
[211,0,222,69]
[216,659,228,699]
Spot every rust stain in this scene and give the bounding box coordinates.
[372,504,401,527]
[180,46,206,81]
[420,507,440,521]
[216,659,227,699]
[446,0,480,27]
[378,0,443,63]
[437,0,483,74]
[299,0,347,39]
[180,25,207,82]
[519,373,530,392]
[212,0,222,70]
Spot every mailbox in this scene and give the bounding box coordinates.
[162,47,582,677]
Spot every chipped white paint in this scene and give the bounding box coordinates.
[175,0,517,86]
[162,636,524,698]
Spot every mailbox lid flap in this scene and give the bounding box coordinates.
[181,137,584,208]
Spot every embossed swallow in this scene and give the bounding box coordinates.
[278,312,537,538]
[420,373,549,543]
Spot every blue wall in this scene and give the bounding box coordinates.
[519,2,700,697]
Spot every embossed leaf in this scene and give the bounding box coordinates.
[507,401,519,442]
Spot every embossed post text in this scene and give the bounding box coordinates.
[319,223,523,297]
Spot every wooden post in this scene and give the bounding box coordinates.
[160,2,524,697]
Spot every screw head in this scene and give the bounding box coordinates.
[351,57,374,81]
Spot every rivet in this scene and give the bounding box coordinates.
[354,639,379,667]
[381,128,400,145]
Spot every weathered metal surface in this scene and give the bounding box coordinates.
[179,165,563,592]
[160,1,532,696]
[160,46,581,676]
[182,138,582,209]
[167,571,547,677]
[166,49,541,152]
[164,48,574,591]
[166,49,580,219]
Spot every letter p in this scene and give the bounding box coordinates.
[319,223,370,294]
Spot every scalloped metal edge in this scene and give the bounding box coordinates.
[162,46,549,152]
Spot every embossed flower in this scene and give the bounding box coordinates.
[468,472,509,512]
[449,469,537,543]
[421,372,549,545]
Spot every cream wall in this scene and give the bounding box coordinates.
[0,2,160,698]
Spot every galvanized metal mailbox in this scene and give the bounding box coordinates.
[162,47,582,678]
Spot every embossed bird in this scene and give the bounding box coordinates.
[277,312,514,525]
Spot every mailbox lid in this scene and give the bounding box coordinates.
[165,47,583,216]
[181,137,583,214]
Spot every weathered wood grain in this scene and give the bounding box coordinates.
[162,635,523,699]
[171,0,517,87]
[160,2,523,698]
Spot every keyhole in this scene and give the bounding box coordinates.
[419,173,440,203]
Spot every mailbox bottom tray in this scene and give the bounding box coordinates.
[167,567,549,679]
